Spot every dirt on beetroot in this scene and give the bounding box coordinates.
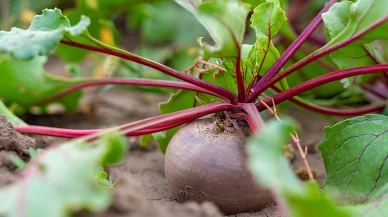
[1,89,333,217]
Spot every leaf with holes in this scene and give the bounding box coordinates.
[319,114,388,203]
[175,0,250,59]
[0,8,90,60]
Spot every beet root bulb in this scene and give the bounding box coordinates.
[165,117,271,214]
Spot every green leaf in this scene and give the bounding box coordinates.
[139,134,153,147]
[56,1,120,63]
[174,0,202,16]
[242,0,265,9]
[247,118,301,194]
[283,49,345,98]
[0,8,90,60]
[176,0,250,59]
[0,55,82,114]
[251,0,286,40]
[100,131,127,165]
[95,166,114,187]
[353,198,388,217]
[243,0,288,12]
[321,0,388,56]
[319,114,388,203]
[129,2,207,45]
[29,148,40,159]
[246,119,354,217]
[322,1,377,88]
[246,0,286,85]
[0,132,127,217]
[153,90,196,153]
[9,154,27,169]
[199,66,238,100]
[239,44,255,85]
[247,115,388,217]
[383,104,388,116]
[0,100,27,125]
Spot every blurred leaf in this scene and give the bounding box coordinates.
[153,90,196,153]
[0,8,90,60]
[139,134,153,147]
[129,2,207,45]
[0,132,127,217]
[0,100,27,125]
[10,154,27,169]
[95,166,114,187]
[100,131,127,166]
[278,41,345,98]
[56,8,120,62]
[0,54,82,114]
[65,63,82,78]
[247,115,388,217]
[247,118,353,217]
[118,44,174,80]
[383,104,388,116]
[323,1,376,88]
[176,0,250,59]
[247,118,301,194]
[320,0,388,58]
[319,114,388,203]
[55,0,122,63]
[168,47,199,72]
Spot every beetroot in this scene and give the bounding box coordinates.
[165,117,271,214]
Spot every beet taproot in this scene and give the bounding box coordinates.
[165,116,271,214]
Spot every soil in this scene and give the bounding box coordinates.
[0,114,36,187]
[3,89,333,217]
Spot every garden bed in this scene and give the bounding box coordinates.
[6,89,331,217]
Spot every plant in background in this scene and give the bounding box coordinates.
[0,0,387,215]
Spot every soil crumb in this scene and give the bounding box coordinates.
[0,114,36,187]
